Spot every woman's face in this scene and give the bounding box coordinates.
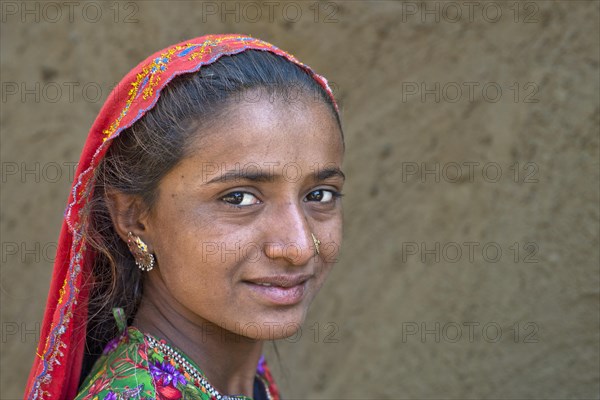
[143,90,344,340]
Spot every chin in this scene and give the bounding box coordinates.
[238,304,310,341]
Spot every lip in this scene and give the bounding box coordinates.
[243,274,313,306]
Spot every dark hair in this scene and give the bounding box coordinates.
[79,49,342,382]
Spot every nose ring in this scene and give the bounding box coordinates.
[311,233,321,256]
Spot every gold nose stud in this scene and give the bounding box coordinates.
[311,233,321,256]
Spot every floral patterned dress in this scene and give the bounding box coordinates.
[75,313,279,400]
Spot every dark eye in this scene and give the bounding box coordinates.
[221,191,260,206]
[305,189,337,203]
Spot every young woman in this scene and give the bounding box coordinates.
[25,34,344,400]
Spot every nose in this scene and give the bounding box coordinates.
[263,202,315,265]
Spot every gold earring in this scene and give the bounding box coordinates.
[126,232,155,271]
[311,233,321,256]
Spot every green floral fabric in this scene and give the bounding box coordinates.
[74,326,277,400]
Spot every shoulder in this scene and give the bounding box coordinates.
[75,327,156,400]
[75,327,215,400]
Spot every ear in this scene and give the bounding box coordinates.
[105,189,153,250]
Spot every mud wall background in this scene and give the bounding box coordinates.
[1,1,599,399]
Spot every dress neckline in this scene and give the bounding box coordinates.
[131,326,273,400]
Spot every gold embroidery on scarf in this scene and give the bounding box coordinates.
[100,36,292,143]
[57,278,67,304]
[101,42,196,142]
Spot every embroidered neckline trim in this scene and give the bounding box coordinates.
[144,334,272,400]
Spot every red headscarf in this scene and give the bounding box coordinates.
[24,33,337,400]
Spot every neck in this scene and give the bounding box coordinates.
[132,275,264,397]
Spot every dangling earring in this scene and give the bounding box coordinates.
[126,232,155,271]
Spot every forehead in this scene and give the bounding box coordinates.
[184,95,344,173]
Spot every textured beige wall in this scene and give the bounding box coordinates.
[1,1,598,399]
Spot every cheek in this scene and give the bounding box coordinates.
[152,193,229,252]
[323,208,344,256]
[314,213,343,283]
[149,200,237,294]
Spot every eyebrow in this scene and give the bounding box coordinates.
[314,167,346,182]
[203,166,345,185]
